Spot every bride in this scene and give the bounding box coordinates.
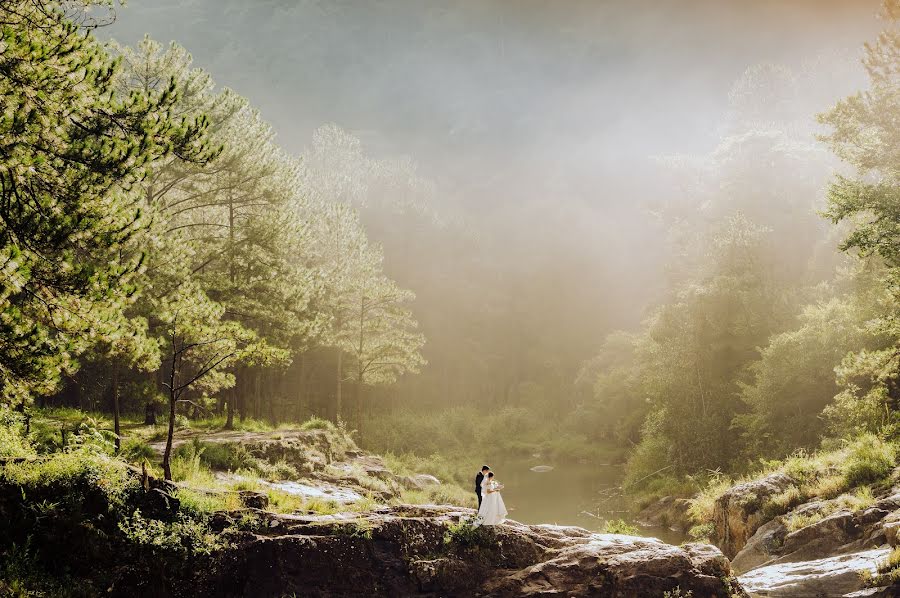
[477,471,508,525]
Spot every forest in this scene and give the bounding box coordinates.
[2,0,900,596]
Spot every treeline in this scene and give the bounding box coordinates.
[0,1,425,477]
[580,1,900,490]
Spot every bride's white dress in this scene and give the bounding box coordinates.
[477,479,508,525]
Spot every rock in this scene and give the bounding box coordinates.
[200,506,744,597]
[738,547,891,597]
[412,473,441,487]
[529,465,553,473]
[732,519,788,574]
[400,474,441,490]
[636,495,693,533]
[882,511,900,546]
[777,510,859,563]
[238,490,269,510]
[713,472,795,558]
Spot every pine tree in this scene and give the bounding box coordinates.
[0,1,209,404]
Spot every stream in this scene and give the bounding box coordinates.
[484,457,687,545]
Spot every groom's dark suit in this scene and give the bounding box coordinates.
[475,471,485,507]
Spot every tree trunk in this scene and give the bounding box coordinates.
[163,343,178,482]
[295,353,306,423]
[112,362,121,453]
[225,387,235,430]
[335,351,343,422]
[355,376,363,432]
[163,391,176,481]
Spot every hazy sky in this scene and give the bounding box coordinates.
[102,0,880,182]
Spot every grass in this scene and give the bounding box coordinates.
[689,434,898,532]
[864,546,900,587]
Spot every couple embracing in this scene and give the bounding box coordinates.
[474,465,508,525]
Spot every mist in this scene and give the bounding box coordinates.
[94,0,878,411]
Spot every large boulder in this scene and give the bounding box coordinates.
[713,472,795,558]
[738,547,891,598]
[731,519,788,574]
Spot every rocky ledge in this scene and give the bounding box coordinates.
[201,505,744,598]
[709,472,900,597]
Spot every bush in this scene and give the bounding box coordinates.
[0,449,140,510]
[603,519,639,535]
[118,509,227,556]
[0,415,33,459]
[300,416,335,431]
[121,437,156,463]
[841,434,895,487]
[443,519,494,548]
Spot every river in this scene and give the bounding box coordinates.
[486,457,687,545]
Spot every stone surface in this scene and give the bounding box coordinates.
[238,490,269,510]
[713,472,795,558]
[738,548,890,597]
[732,519,788,574]
[636,495,693,534]
[200,506,744,597]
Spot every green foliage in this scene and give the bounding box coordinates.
[736,297,881,459]
[867,546,900,587]
[688,523,715,542]
[443,519,494,548]
[0,0,209,403]
[0,449,140,511]
[120,438,157,464]
[118,509,228,556]
[603,519,639,535]
[663,589,693,598]
[300,416,335,431]
[841,434,896,487]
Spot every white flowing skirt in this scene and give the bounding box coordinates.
[477,491,508,525]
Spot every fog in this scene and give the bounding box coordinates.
[99,0,880,410]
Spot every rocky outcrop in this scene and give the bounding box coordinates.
[738,548,892,597]
[636,495,693,535]
[202,505,745,597]
[720,479,900,597]
[714,472,795,559]
[151,429,410,501]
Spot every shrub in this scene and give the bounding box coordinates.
[300,416,335,431]
[443,519,494,548]
[120,437,156,463]
[118,509,227,556]
[603,519,639,535]
[171,441,214,485]
[688,523,715,542]
[1,449,140,510]
[762,485,805,519]
[841,434,895,487]
[785,512,823,532]
[255,458,298,481]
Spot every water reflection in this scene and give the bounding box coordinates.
[486,458,686,545]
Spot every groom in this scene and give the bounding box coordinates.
[475,465,490,508]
